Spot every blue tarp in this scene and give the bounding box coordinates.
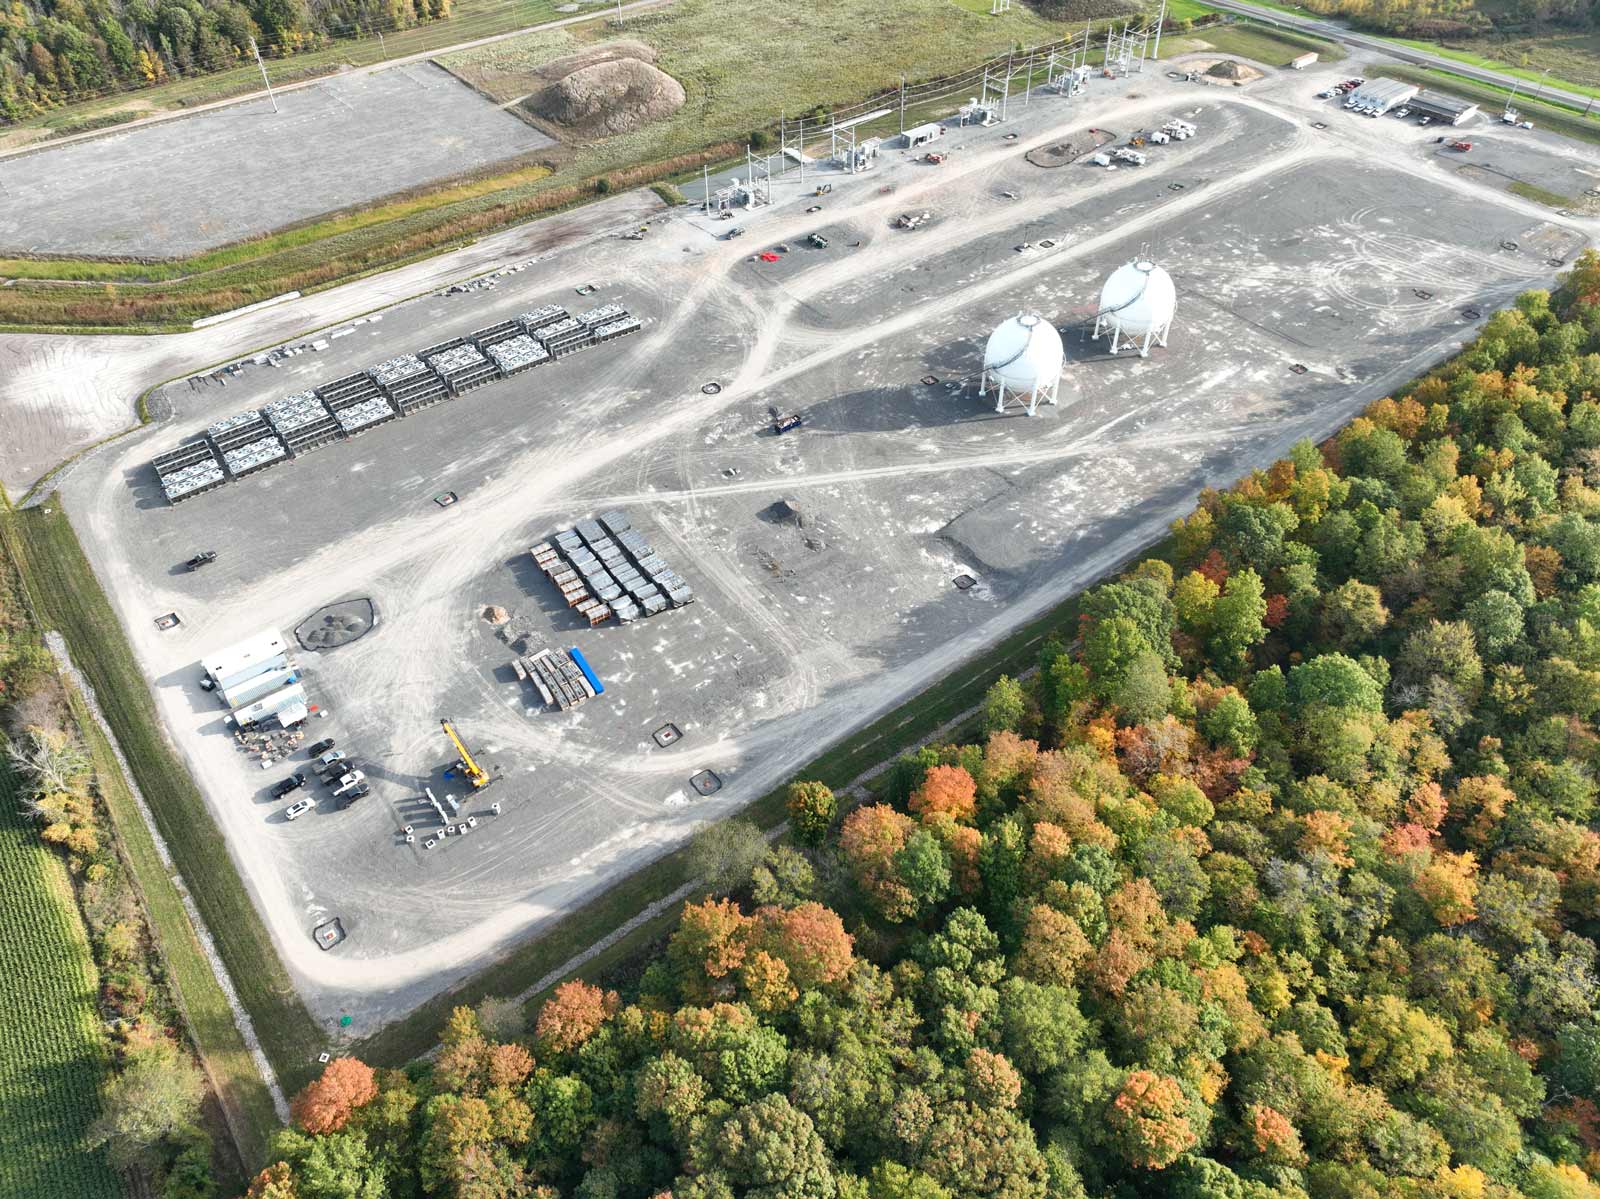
[569,647,604,695]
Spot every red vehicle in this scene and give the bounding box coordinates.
[1450,140,1472,152]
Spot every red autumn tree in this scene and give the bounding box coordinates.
[756,902,854,990]
[1108,1070,1198,1170]
[909,764,978,825]
[535,980,619,1055]
[290,1056,378,1134]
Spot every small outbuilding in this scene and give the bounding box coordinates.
[1289,51,1318,69]
[903,122,944,149]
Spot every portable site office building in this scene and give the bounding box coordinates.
[223,665,298,710]
[202,629,288,689]
[230,682,307,728]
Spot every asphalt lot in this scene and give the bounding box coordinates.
[63,58,1592,1031]
[0,64,553,257]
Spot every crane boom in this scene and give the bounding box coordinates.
[440,719,490,788]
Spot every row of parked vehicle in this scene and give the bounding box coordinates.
[272,738,369,820]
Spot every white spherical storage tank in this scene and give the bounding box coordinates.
[1093,259,1175,357]
[981,312,1064,416]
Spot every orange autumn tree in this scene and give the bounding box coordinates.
[839,804,917,921]
[536,980,620,1055]
[291,1056,378,1134]
[909,764,978,824]
[1108,1070,1198,1170]
[755,902,854,990]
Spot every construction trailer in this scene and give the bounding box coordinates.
[224,664,299,709]
[903,122,944,149]
[201,628,290,697]
[1290,51,1318,69]
[229,681,308,729]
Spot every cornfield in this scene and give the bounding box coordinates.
[0,765,120,1199]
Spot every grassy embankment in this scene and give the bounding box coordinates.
[0,765,122,1199]
[0,505,327,1097]
[0,0,1115,332]
[1168,19,1345,63]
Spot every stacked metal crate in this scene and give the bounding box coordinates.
[366,354,447,415]
[152,439,227,504]
[513,648,596,710]
[485,335,550,377]
[424,343,498,395]
[530,538,612,627]
[263,390,343,456]
[534,316,593,358]
[518,305,569,337]
[580,304,642,344]
[320,371,400,434]
[468,319,524,350]
[207,410,288,479]
[603,510,696,611]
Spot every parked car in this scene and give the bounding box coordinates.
[333,771,367,797]
[1393,107,1410,118]
[315,748,346,769]
[270,772,306,799]
[336,784,370,809]
[184,551,217,572]
[284,798,314,821]
[1419,116,1431,126]
[306,738,336,758]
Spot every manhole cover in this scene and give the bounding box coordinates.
[154,612,181,630]
[653,723,682,747]
[575,283,598,296]
[1002,132,1019,141]
[1311,121,1327,130]
[1548,258,1566,268]
[1038,239,1056,248]
[702,382,722,394]
[1169,183,1186,191]
[690,770,722,796]
[921,374,940,385]
[318,1052,332,1064]
[1289,363,1309,375]
[1500,240,1519,251]
[434,491,458,508]
[1412,289,1434,300]
[314,918,346,951]
[1461,307,1482,319]
[953,573,977,590]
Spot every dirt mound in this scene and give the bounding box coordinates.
[526,55,685,139]
[1206,59,1248,79]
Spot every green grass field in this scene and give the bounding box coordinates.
[1171,19,1344,63]
[0,506,327,1096]
[0,767,121,1199]
[1393,31,1600,98]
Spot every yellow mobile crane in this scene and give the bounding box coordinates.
[440,719,493,789]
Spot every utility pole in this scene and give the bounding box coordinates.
[250,38,278,113]
[798,116,805,187]
[899,74,906,133]
[1531,65,1551,106]
[1152,0,1166,62]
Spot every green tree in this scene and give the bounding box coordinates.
[688,818,769,895]
[714,1094,837,1199]
[87,1042,205,1170]
[786,782,839,846]
[983,675,1028,736]
[1208,568,1268,675]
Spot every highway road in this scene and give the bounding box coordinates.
[1202,0,1600,116]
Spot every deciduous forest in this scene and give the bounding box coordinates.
[248,251,1600,1199]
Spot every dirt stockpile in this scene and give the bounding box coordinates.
[525,52,686,140]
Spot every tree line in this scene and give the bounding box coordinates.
[245,250,1600,1199]
[0,0,453,125]
[1294,0,1597,42]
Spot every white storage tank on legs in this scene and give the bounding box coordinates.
[1093,259,1175,357]
[981,313,1064,416]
